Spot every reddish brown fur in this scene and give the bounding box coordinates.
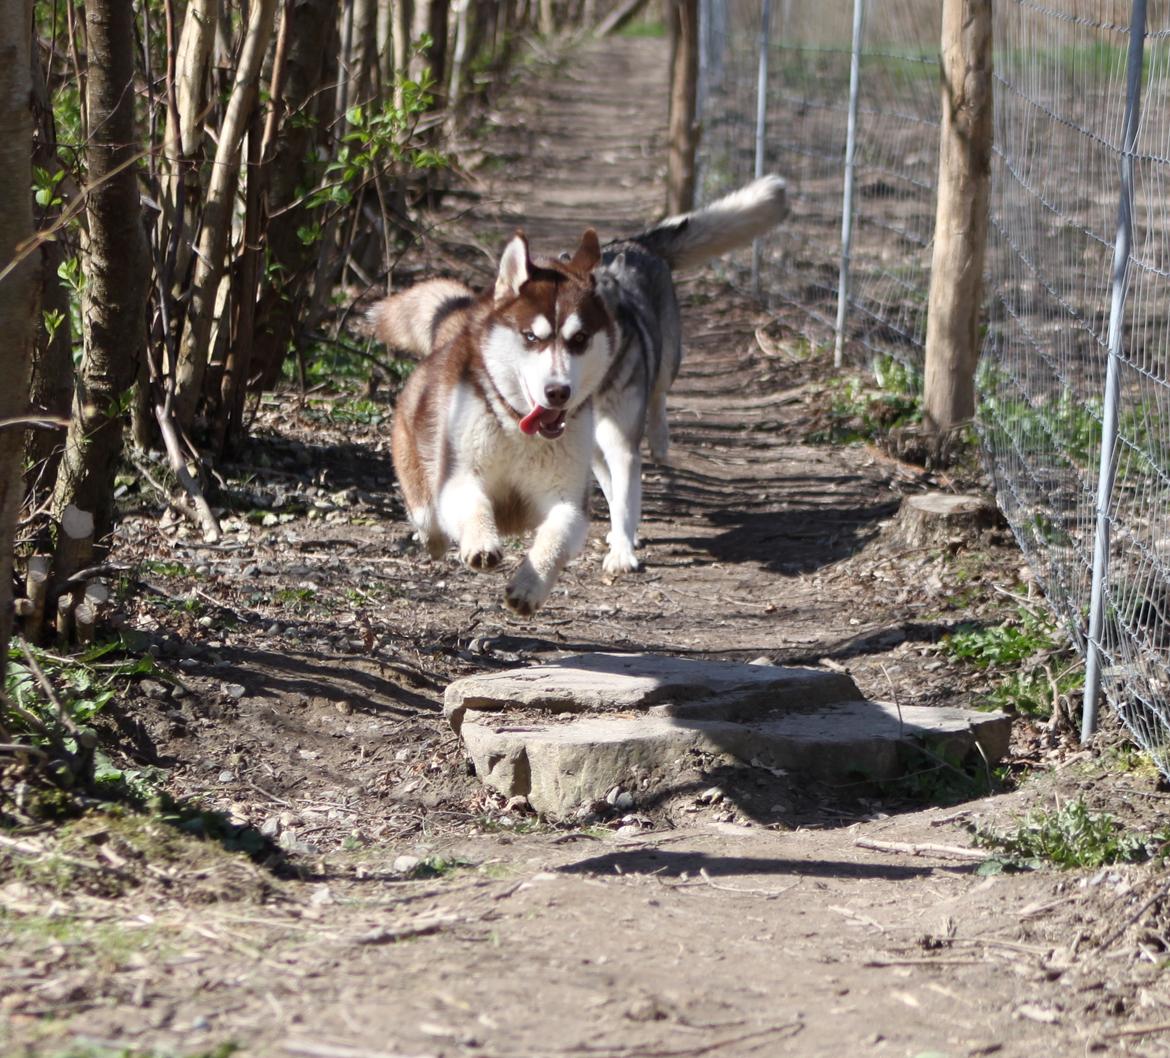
[387,230,610,547]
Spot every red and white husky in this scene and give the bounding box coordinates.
[373,176,788,615]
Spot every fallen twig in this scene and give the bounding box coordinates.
[1100,1020,1170,1041]
[1094,884,1169,952]
[854,836,990,861]
[351,912,460,945]
[283,1041,438,1058]
[863,956,987,967]
[697,868,799,898]
[828,905,886,932]
[543,1021,804,1058]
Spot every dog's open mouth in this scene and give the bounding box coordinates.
[518,405,567,439]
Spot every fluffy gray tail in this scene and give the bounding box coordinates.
[629,175,789,270]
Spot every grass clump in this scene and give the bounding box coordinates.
[36,1043,239,1058]
[972,798,1168,873]
[807,354,921,444]
[942,602,1082,717]
[2,639,160,820]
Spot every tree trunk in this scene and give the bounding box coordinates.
[215,105,264,455]
[173,0,277,431]
[26,43,72,504]
[50,0,149,550]
[412,0,450,99]
[923,0,992,442]
[248,0,335,390]
[161,0,217,289]
[0,0,36,678]
[448,0,472,107]
[375,0,394,92]
[392,0,413,108]
[348,0,378,108]
[666,0,698,214]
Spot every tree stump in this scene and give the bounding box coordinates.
[896,493,998,549]
[54,504,95,590]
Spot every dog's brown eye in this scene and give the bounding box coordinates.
[569,331,589,349]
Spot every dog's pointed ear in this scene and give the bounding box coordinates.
[495,231,530,301]
[569,228,601,273]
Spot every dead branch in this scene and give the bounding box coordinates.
[153,396,222,541]
[853,836,990,861]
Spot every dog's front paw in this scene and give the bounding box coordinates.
[605,529,641,549]
[602,545,642,576]
[504,566,548,617]
[460,542,502,571]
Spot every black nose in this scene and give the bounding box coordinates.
[544,383,571,407]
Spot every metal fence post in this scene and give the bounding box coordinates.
[835,0,865,368]
[752,0,773,293]
[1082,0,1148,742]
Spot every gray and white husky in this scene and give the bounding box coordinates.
[371,175,788,615]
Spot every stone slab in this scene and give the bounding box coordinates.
[444,653,863,734]
[459,699,1012,819]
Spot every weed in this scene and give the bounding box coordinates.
[141,559,197,578]
[972,799,1169,872]
[863,737,1000,807]
[407,855,473,879]
[807,354,922,444]
[474,814,545,835]
[153,594,205,617]
[38,1043,239,1058]
[273,586,320,612]
[947,607,1058,666]
[1108,740,1162,779]
[3,909,167,969]
[3,640,157,778]
[942,603,1082,717]
[305,396,388,426]
[616,18,666,38]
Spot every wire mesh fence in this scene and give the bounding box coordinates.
[694,0,1170,775]
[698,0,941,366]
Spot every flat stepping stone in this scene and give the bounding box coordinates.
[444,652,862,733]
[445,654,1011,820]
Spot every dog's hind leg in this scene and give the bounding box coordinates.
[647,308,681,466]
[594,415,643,574]
[645,389,671,465]
[411,509,450,559]
[505,500,588,615]
[438,475,502,571]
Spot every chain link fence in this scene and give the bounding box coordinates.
[694,0,1170,774]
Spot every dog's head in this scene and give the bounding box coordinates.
[484,229,616,439]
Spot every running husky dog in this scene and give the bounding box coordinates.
[373,175,788,615]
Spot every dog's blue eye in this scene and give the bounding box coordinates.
[522,330,537,343]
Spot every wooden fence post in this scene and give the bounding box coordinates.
[666,0,699,214]
[923,0,993,443]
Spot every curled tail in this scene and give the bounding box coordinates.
[627,174,789,270]
[368,278,475,358]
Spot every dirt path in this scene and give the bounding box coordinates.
[5,32,1168,1058]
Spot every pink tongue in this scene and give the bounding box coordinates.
[519,405,563,435]
[519,406,546,436]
